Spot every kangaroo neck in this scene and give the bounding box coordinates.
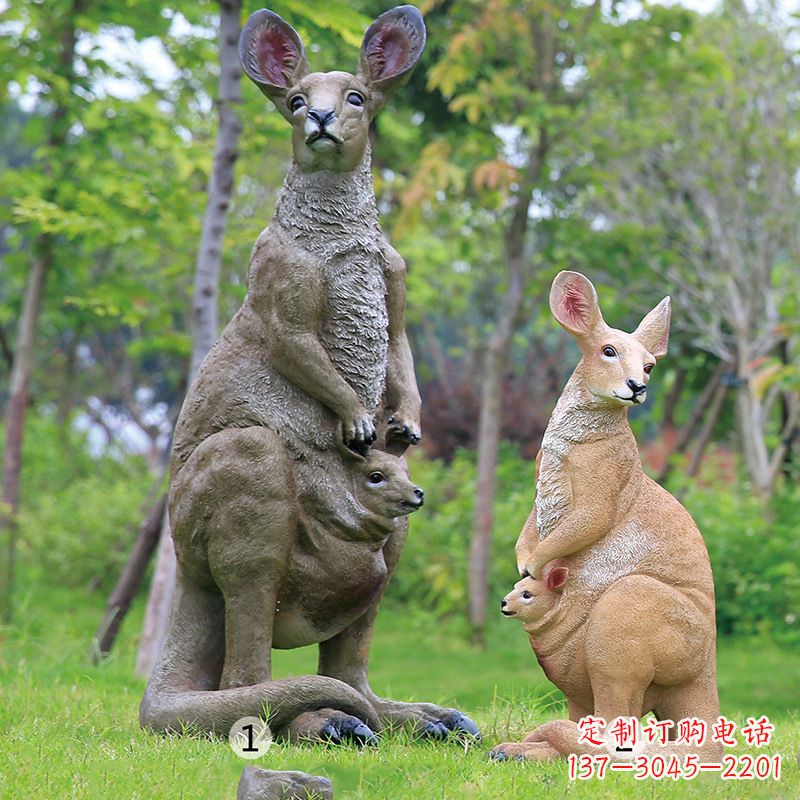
[543,362,631,447]
[524,596,587,658]
[274,150,381,254]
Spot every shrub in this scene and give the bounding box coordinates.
[391,445,535,616]
[678,475,800,644]
[3,411,155,592]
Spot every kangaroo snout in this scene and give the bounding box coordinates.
[626,378,646,395]
[308,107,335,128]
[413,487,424,505]
[500,596,514,616]
[305,108,341,147]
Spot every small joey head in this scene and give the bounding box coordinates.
[240,6,426,172]
[501,567,569,624]
[549,270,670,408]
[339,442,424,519]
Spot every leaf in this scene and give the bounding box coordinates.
[472,160,518,192]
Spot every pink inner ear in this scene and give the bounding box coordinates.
[367,25,411,79]
[562,282,591,327]
[546,567,568,591]
[654,321,669,354]
[257,25,299,87]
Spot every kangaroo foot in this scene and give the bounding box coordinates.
[237,766,333,800]
[282,708,377,746]
[372,698,481,741]
[489,741,561,761]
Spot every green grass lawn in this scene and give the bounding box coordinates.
[1,581,798,799]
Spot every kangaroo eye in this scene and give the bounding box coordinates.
[521,591,533,600]
[602,346,617,358]
[289,95,306,112]
[347,91,364,107]
[368,471,385,484]
[644,363,654,375]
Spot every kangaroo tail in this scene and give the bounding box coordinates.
[140,674,380,736]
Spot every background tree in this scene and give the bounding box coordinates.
[594,1,800,500]
[0,0,187,620]
[405,0,699,644]
[135,0,244,678]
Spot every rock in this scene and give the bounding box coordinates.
[236,767,333,800]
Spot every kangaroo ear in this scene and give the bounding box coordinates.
[634,297,670,359]
[335,428,369,462]
[546,567,569,592]
[240,9,309,122]
[549,271,603,339]
[357,5,426,116]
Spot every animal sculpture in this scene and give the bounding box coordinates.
[140,5,478,744]
[492,271,721,762]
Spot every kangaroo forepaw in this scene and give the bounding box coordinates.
[387,415,421,446]
[283,708,378,747]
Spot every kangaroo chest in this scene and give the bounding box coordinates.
[535,444,570,541]
[273,161,391,416]
[321,249,389,413]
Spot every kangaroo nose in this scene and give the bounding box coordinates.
[627,379,646,394]
[414,487,424,500]
[308,108,335,127]
[501,598,508,608]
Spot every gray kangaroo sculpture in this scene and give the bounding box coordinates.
[139,5,479,745]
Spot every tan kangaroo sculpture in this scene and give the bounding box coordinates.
[140,6,478,744]
[491,271,720,761]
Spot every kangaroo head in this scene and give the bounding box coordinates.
[356,448,424,518]
[240,6,426,173]
[337,437,424,518]
[550,271,671,407]
[501,567,569,625]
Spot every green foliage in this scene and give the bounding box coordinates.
[675,475,800,644]
[391,446,535,616]
[2,412,154,591]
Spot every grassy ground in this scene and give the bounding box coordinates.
[1,581,798,799]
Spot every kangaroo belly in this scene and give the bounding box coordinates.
[530,618,593,709]
[273,536,388,649]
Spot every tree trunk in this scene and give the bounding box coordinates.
[0,325,13,372]
[661,363,686,432]
[0,0,83,623]
[0,247,50,622]
[90,493,166,662]
[135,503,175,675]
[467,292,520,647]
[656,359,727,484]
[467,130,546,647]
[189,0,244,378]
[136,0,243,677]
[685,382,728,481]
[735,342,772,500]
[778,339,796,476]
